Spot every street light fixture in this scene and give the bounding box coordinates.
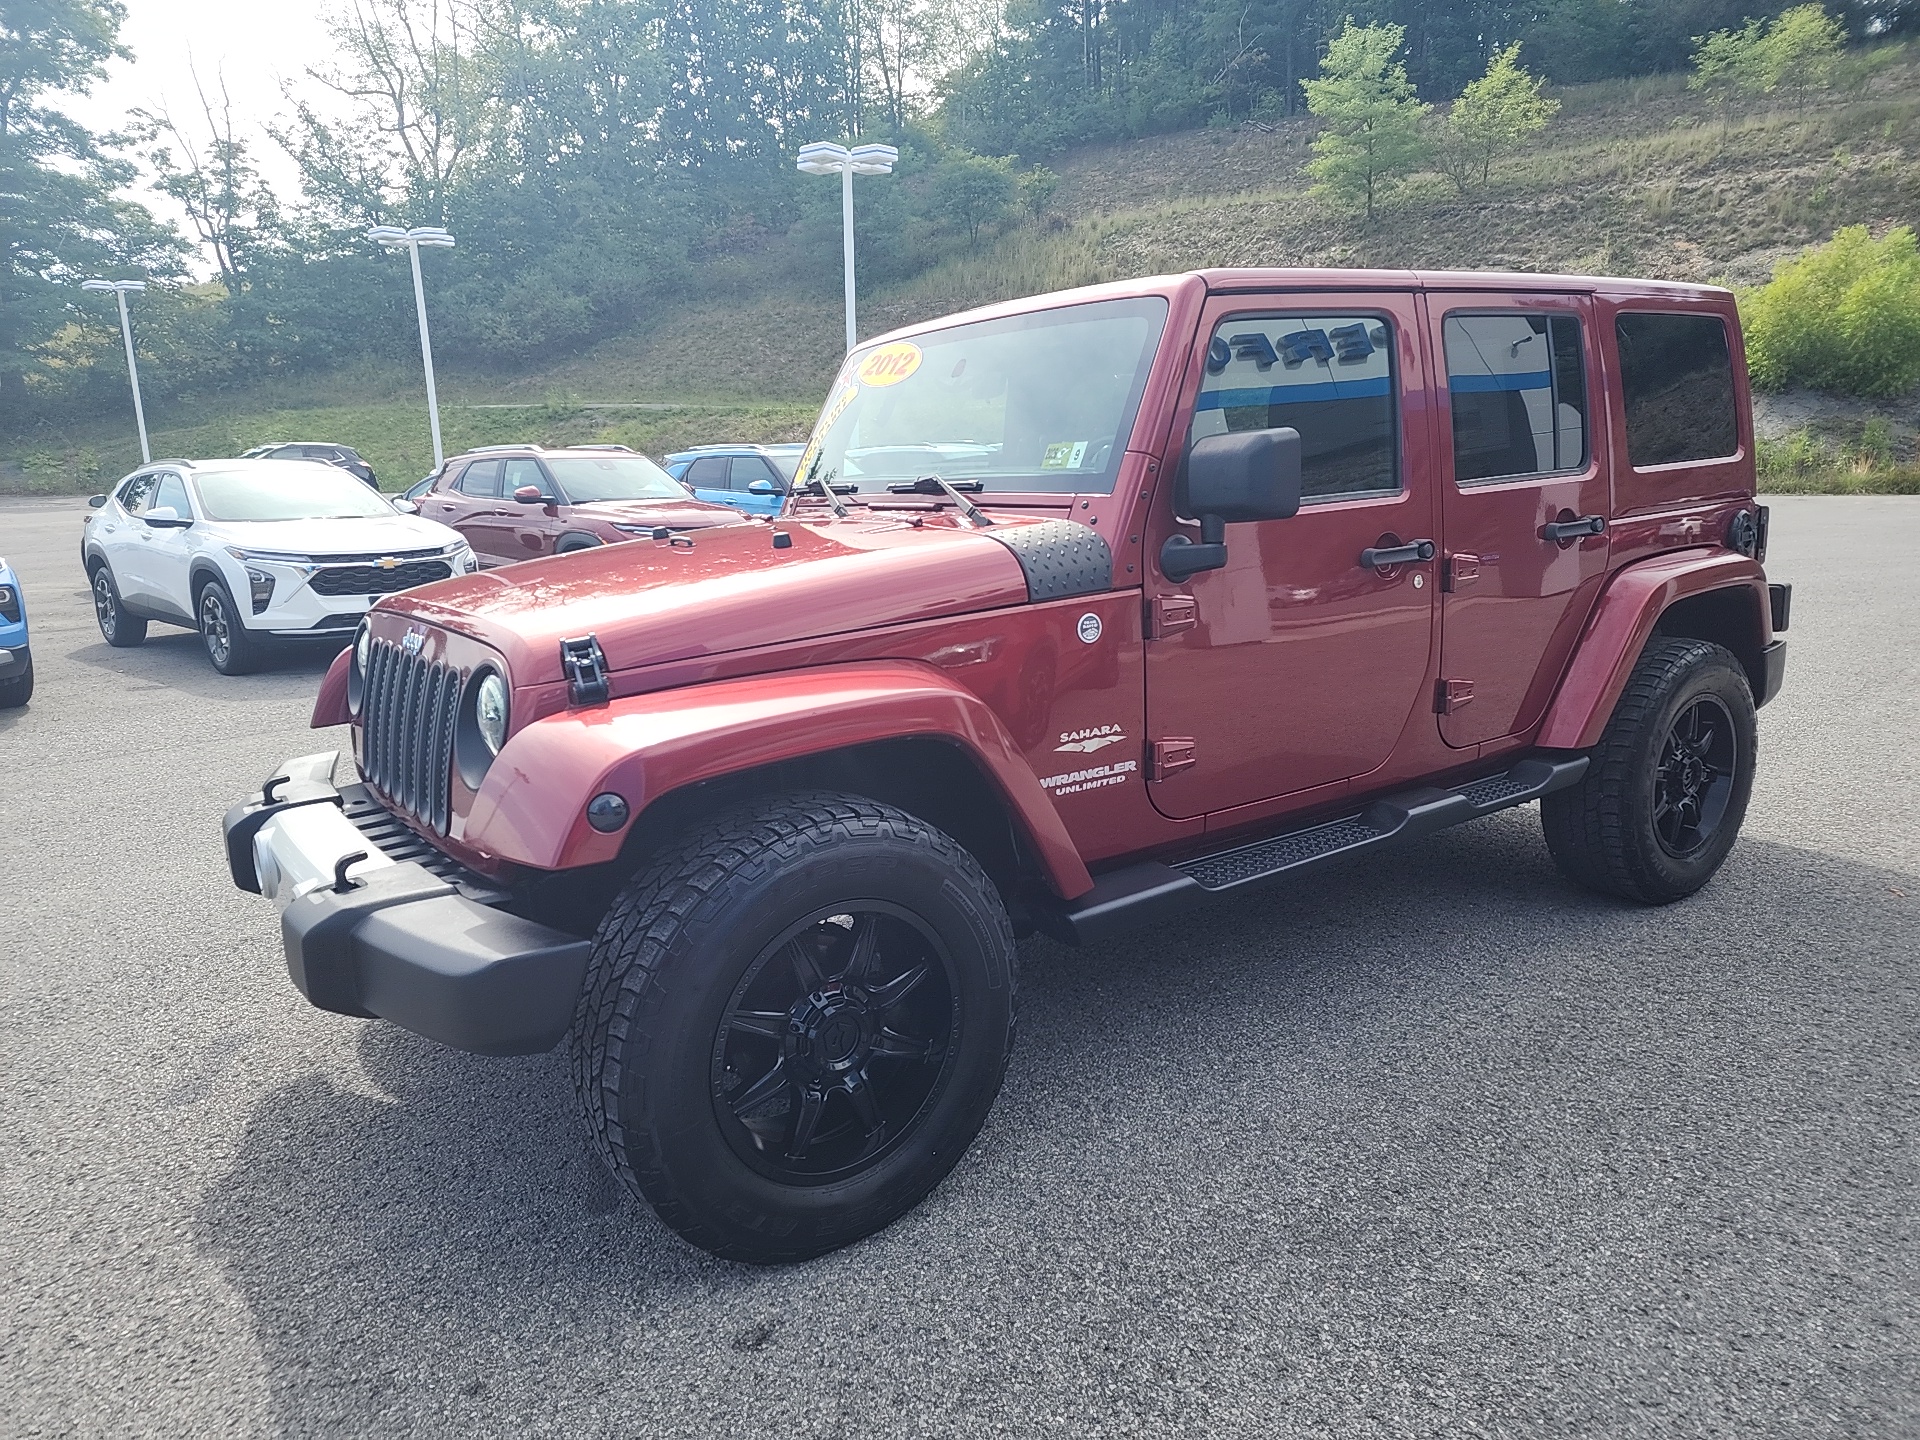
[81,279,151,464]
[368,225,456,466]
[796,141,899,353]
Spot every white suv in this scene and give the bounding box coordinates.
[82,458,478,674]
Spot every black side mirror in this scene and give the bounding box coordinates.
[1161,427,1302,582]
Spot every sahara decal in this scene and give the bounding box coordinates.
[1040,759,1139,796]
[1055,724,1125,754]
[793,383,860,487]
[855,341,922,388]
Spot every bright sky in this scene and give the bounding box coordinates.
[60,0,339,266]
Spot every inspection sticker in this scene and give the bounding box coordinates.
[855,341,922,387]
[1041,441,1089,469]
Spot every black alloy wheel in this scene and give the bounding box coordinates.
[1542,636,1757,904]
[713,906,958,1185]
[1652,695,1737,858]
[570,791,1017,1264]
[91,565,146,648]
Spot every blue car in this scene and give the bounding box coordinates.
[662,444,805,516]
[0,556,32,708]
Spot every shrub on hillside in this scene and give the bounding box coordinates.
[1741,225,1920,398]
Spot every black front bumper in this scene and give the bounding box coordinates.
[224,759,592,1056]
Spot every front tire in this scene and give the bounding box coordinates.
[197,578,260,675]
[1543,636,1757,904]
[570,791,1018,1263]
[0,653,31,708]
[90,565,147,648]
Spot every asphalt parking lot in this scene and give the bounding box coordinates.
[1,494,1915,1438]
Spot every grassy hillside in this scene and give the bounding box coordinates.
[8,53,1918,495]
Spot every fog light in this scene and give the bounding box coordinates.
[586,792,629,833]
[246,567,275,614]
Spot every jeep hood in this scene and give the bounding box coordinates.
[382,513,1045,686]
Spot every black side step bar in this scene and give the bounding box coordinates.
[1047,756,1588,946]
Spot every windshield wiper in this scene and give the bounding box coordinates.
[807,472,851,519]
[886,474,993,528]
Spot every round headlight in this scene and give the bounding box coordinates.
[348,623,371,714]
[475,671,509,755]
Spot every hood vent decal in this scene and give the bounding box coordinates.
[986,521,1112,602]
[560,634,610,707]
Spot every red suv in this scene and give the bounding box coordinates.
[227,269,1788,1263]
[416,444,742,566]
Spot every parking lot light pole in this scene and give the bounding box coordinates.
[796,142,899,353]
[81,279,151,463]
[368,225,456,466]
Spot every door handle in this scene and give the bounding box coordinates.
[1541,515,1606,542]
[1360,539,1435,570]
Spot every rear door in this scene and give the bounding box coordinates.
[1143,290,1440,819]
[440,459,510,564]
[1428,293,1610,747]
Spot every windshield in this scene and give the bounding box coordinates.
[546,454,688,504]
[767,448,803,482]
[193,466,396,522]
[798,296,1169,497]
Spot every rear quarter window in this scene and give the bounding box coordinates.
[1616,312,1737,467]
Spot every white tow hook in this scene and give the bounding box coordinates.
[255,803,395,909]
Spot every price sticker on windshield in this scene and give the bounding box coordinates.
[793,383,860,488]
[855,341,922,388]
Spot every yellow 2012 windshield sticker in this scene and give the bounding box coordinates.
[855,341,922,388]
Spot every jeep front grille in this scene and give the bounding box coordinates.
[360,637,461,835]
[311,560,452,596]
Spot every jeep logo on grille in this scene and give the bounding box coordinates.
[401,629,426,656]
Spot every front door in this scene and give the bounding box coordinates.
[501,457,558,560]
[139,470,197,620]
[1144,292,1439,820]
[1428,294,1611,747]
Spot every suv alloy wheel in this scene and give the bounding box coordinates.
[569,791,1017,1263]
[90,564,147,648]
[197,578,260,676]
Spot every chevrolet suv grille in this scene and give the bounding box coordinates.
[361,637,460,835]
[312,560,452,596]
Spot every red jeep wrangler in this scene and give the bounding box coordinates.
[226,269,1789,1262]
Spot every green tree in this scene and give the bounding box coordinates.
[1692,5,1846,109]
[1301,20,1429,223]
[929,151,1013,246]
[1,0,181,420]
[1437,41,1558,191]
[1762,4,1846,108]
[1016,164,1059,219]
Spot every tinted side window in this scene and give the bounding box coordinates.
[1616,312,1737,466]
[458,459,504,497]
[685,456,731,489]
[731,456,780,490]
[1192,313,1398,500]
[151,473,191,516]
[1445,313,1588,483]
[118,473,159,513]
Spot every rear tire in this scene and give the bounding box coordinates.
[556,533,602,554]
[90,565,147,648]
[569,791,1018,1263]
[0,653,31,708]
[1542,637,1756,904]
[197,579,260,675]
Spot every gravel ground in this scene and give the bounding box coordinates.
[0,496,1914,1439]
